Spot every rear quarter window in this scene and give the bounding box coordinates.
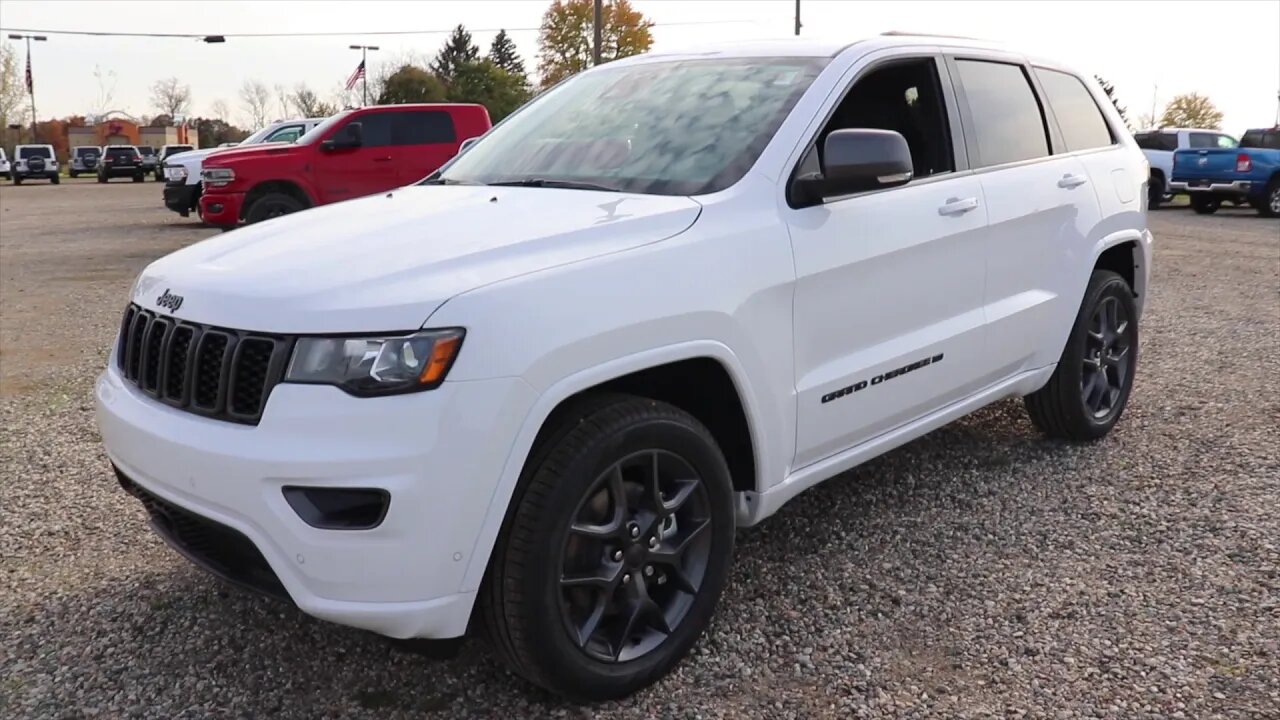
[1033,68,1114,152]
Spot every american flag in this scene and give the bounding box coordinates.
[24,46,33,94]
[344,60,366,91]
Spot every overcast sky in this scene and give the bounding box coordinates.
[3,0,1277,133]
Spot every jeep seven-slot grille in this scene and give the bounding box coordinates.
[116,304,291,424]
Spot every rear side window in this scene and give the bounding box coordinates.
[1188,132,1236,149]
[394,111,457,145]
[1034,69,1114,152]
[954,59,1050,167]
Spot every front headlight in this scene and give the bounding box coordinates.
[285,328,465,396]
[165,165,188,182]
[202,167,235,187]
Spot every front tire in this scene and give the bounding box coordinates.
[1258,181,1280,218]
[1025,270,1138,441]
[244,192,305,224]
[1190,194,1220,214]
[482,395,736,701]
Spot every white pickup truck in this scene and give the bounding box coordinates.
[1134,127,1238,208]
[161,118,325,218]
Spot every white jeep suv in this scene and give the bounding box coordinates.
[96,35,1151,700]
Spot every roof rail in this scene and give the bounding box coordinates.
[880,30,990,41]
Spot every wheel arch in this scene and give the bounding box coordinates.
[458,341,766,594]
[241,179,315,220]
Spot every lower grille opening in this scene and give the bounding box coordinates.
[115,467,291,603]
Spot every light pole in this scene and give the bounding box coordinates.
[8,33,47,142]
[349,45,379,106]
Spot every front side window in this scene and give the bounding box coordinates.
[436,57,826,195]
[264,125,305,143]
[19,147,52,159]
[1034,68,1114,152]
[954,59,1050,168]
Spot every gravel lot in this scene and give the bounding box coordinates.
[2,180,1277,719]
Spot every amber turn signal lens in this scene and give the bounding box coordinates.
[420,334,463,385]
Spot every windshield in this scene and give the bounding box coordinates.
[297,110,355,145]
[435,57,824,195]
[19,147,52,159]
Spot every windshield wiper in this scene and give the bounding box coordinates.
[420,177,483,186]
[487,178,621,192]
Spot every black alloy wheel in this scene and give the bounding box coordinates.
[559,449,712,663]
[1081,295,1132,420]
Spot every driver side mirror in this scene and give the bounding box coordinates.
[791,128,914,207]
[321,121,363,151]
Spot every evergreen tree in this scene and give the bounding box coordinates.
[488,29,526,77]
[431,25,480,86]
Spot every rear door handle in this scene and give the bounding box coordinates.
[938,197,979,216]
[1058,173,1089,189]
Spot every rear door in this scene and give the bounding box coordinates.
[392,109,459,185]
[947,55,1104,374]
[312,111,396,202]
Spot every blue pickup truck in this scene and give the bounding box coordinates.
[1171,126,1280,217]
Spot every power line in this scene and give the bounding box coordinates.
[0,19,752,41]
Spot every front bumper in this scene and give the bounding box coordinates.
[96,364,536,639]
[163,182,199,216]
[1169,179,1252,194]
[198,190,244,227]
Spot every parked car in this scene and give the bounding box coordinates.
[69,146,101,177]
[1171,125,1280,216]
[198,104,490,228]
[1134,127,1237,208]
[98,35,1151,700]
[97,145,146,183]
[155,144,195,180]
[11,144,59,184]
[163,118,327,219]
[137,146,160,179]
[0,148,9,179]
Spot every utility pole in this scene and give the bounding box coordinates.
[8,33,47,142]
[349,44,379,106]
[593,0,603,66]
[1150,83,1158,129]
[794,0,801,36]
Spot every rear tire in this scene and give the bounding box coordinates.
[51,175,60,185]
[13,175,22,185]
[481,395,736,701]
[70,171,78,178]
[244,192,305,224]
[132,174,143,183]
[1189,195,1220,214]
[1025,270,1138,442]
[97,175,107,184]
[1258,181,1280,218]
[1147,174,1164,210]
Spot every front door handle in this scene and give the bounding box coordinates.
[1058,173,1089,189]
[938,197,979,216]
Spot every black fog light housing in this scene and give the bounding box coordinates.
[283,486,390,530]
[208,202,224,213]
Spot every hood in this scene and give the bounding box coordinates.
[201,142,298,166]
[135,186,702,333]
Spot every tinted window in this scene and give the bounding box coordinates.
[137,146,156,156]
[75,147,98,157]
[161,145,193,158]
[19,147,52,159]
[955,60,1049,167]
[1242,130,1280,149]
[1034,68,1113,151]
[344,113,394,147]
[106,147,138,160]
[1135,132,1178,151]
[394,111,456,145]
[1189,132,1236,149]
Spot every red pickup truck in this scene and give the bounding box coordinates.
[198,103,490,229]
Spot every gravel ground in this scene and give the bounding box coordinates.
[2,182,1278,719]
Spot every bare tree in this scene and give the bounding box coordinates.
[290,83,336,117]
[274,83,292,120]
[209,99,232,121]
[87,65,119,122]
[150,77,193,120]
[1,42,30,127]
[239,79,271,128]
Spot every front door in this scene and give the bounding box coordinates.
[313,111,397,203]
[787,54,992,470]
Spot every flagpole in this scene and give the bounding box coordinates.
[9,33,47,142]
[349,44,379,107]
